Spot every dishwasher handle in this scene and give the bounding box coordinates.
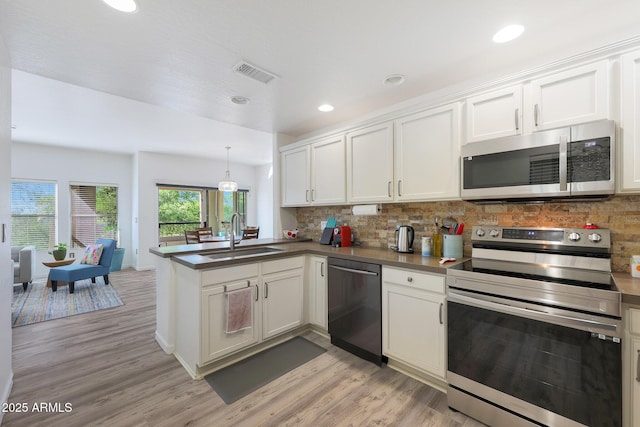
[328,264,379,276]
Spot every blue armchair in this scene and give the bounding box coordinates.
[49,239,117,294]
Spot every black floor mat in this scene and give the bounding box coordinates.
[204,336,326,404]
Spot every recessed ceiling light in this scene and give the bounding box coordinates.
[318,104,334,112]
[231,96,250,105]
[492,24,524,43]
[383,74,405,86]
[102,0,137,13]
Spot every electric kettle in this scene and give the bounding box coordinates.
[393,225,415,253]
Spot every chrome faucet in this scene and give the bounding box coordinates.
[230,212,239,251]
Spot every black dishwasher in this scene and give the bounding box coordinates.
[327,257,385,365]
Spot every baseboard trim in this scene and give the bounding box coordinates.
[0,371,14,425]
[155,331,174,354]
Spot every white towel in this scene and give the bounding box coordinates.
[225,287,252,333]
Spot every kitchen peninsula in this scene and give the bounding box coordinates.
[150,238,461,384]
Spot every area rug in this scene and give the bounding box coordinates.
[12,278,124,327]
[205,336,326,404]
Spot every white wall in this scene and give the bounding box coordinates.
[134,151,269,270]
[0,34,13,423]
[11,143,134,278]
[255,163,274,239]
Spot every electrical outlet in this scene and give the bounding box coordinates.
[320,220,327,230]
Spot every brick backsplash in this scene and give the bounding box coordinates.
[294,195,640,273]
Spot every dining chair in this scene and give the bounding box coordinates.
[196,227,213,242]
[242,226,260,240]
[185,230,200,244]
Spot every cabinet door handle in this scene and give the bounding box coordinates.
[514,108,519,131]
[387,181,392,198]
[534,104,539,127]
[255,283,259,301]
[321,262,324,277]
[398,180,402,197]
[311,189,315,201]
[1,223,5,243]
[636,349,640,382]
[407,276,413,283]
[264,282,268,299]
[439,303,444,325]
[305,190,309,202]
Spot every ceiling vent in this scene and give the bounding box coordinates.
[233,60,278,84]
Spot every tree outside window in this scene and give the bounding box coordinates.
[158,188,202,238]
[70,185,119,248]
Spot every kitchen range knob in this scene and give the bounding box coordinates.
[568,232,581,242]
[588,233,602,243]
[476,229,485,237]
[489,229,500,238]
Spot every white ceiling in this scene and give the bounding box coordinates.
[1,0,640,165]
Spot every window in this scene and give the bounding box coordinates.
[70,185,119,248]
[158,187,203,238]
[11,180,57,250]
[158,184,248,243]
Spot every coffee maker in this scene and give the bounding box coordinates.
[332,226,352,247]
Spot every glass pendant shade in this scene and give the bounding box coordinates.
[218,146,238,192]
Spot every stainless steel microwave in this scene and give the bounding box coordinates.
[461,120,615,202]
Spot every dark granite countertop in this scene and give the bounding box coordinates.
[151,239,640,301]
[613,272,640,305]
[151,239,465,274]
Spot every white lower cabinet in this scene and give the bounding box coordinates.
[174,256,304,377]
[307,255,327,329]
[262,257,305,339]
[382,266,446,385]
[201,278,260,362]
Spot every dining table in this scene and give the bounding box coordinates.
[198,235,232,242]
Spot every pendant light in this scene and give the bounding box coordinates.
[218,146,238,192]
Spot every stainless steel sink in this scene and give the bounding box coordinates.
[206,246,284,260]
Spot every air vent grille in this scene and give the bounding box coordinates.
[233,60,278,84]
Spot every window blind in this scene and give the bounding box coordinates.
[70,185,118,248]
[11,181,57,250]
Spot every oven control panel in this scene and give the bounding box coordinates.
[472,226,610,249]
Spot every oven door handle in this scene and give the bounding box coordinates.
[448,291,620,334]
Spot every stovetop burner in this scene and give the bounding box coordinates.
[451,258,617,291]
[447,226,620,317]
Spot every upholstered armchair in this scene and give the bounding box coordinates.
[49,239,116,294]
[12,245,36,291]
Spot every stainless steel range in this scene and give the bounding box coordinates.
[446,226,621,427]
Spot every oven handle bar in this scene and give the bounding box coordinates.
[448,291,620,335]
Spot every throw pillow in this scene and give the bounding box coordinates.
[80,244,104,265]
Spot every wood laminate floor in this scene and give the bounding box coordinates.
[4,269,484,427]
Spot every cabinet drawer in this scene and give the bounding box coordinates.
[202,263,259,286]
[630,308,640,335]
[262,256,305,275]
[382,267,445,294]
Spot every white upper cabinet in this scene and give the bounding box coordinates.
[530,60,609,131]
[464,60,609,144]
[465,85,523,143]
[281,145,310,206]
[346,121,395,203]
[310,135,346,205]
[620,49,640,193]
[280,135,346,206]
[394,103,461,201]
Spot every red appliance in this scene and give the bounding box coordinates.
[333,226,352,247]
